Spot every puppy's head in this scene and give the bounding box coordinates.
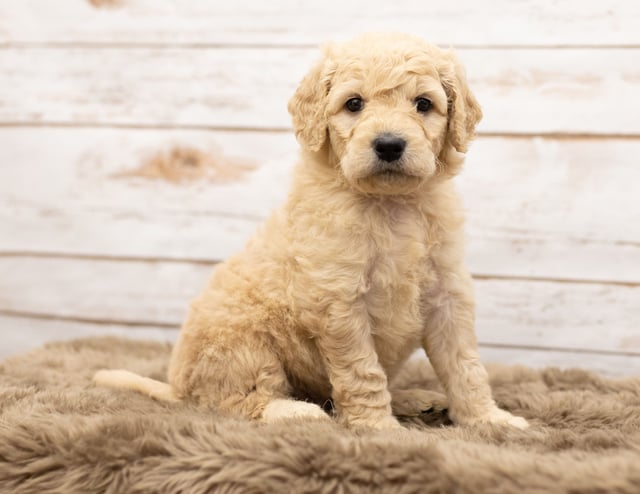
[288,33,482,195]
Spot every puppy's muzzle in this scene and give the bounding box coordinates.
[373,134,406,163]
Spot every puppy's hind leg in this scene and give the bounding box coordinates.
[390,388,448,418]
[180,339,328,424]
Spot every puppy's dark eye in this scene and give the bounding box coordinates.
[345,97,364,112]
[416,97,432,113]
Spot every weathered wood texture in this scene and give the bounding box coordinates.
[1,0,638,47]
[2,315,637,377]
[2,257,639,375]
[0,315,177,362]
[1,47,638,135]
[0,1,638,374]
[2,257,638,356]
[2,129,638,283]
[2,315,637,376]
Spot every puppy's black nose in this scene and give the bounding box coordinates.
[373,134,406,162]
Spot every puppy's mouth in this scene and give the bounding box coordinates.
[375,168,406,178]
[369,161,413,179]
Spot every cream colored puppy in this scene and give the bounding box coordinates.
[95,33,528,430]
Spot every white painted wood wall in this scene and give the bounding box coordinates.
[0,0,638,375]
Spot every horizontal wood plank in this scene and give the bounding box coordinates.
[0,0,638,48]
[478,348,640,377]
[0,315,177,362]
[0,258,208,326]
[1,1,637,379]
[1,315,637,376]
[1,128,639,283]
[1,257,638,362]
[0,47,638,135]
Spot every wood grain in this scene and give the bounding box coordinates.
[0,1,638,371]
[0,315,176,362]
[1,314,637,376]
[1,128,638,283]
[478,347,640,377]
[0,47,638,135]
[1,257,638,360]
[1,0,638,47]
[2,313,637,375]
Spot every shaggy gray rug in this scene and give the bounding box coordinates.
[1,337,640,493]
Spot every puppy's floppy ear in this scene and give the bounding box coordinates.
[439,52,483,154]
[287,46,334,152]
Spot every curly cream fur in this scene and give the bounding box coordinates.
[95,33,527,430]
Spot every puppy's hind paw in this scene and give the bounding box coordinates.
[391,388,448,418]
[261,399,329,423]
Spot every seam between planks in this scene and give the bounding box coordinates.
[0,309,178,329]
[0,251,222,266]
[1,252,638,287]
[480,342,640,358]
[1,42,640,50]
[1,310,637,357]
[472,273,640,288]
[0,122,639,140]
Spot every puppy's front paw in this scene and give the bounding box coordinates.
[485,407,529,428]
[453,406,529,429]
[369,415,405,431]
[343,414,404,431]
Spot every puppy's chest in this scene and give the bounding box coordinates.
[362,214,435,340]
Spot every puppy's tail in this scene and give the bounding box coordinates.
[93,369,180,403]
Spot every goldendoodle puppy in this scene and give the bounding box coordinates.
[96,33,528,430]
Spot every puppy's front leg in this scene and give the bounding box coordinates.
[317,303,401,430]
[422,271,528,428]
